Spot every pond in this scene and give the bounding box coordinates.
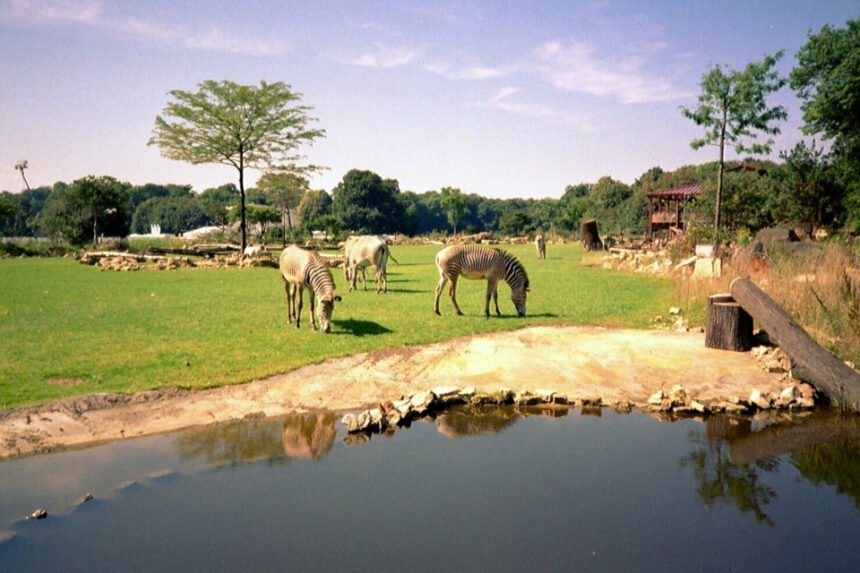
[1,406,859,572]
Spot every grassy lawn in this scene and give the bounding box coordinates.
[0,243,675,409]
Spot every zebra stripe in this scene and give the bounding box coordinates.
[279,245,340,333]
[434,245,529,317]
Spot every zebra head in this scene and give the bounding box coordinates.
[317,295,342,333]
[511,285,528,317]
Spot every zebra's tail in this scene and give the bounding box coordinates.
[386,245,400,265]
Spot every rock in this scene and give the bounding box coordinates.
[409,391,437,415]
[431,385,460,399]
[689,400,709,414]
[798,383,816,401]
[750,390,772,410]
[648,390,664,406]
[779,385,801,401]
[535,389,556,402]
[28,508,47,520]
[551,393,570,405]
[581,397,602,408]
[514,391,543,406]
[341,413,359,433]
[668,385,688,406]
[669,307,682,315]
[459,387,476,399]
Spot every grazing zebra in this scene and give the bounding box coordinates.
[534,235,546,259]
[343,235,399,293]
[434,245,530,317]
[279,245,342,333]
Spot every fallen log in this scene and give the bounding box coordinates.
[730,277,860,412]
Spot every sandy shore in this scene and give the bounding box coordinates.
[0,325,786,458]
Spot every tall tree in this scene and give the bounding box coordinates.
[14,160,30,191]
[681,53,787,236]
[297,189,333,232]
[331,169,404,234]
[790,18,860,230]
[439,186,466,235]
[149,80,325,251]
[39,176,130,244]
[256,171,308,245]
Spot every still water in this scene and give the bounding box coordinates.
[1,407,859,572]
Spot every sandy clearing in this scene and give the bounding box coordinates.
[0,325,786,458]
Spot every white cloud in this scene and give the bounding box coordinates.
[426,61,512,80]
[348,44,420,68]
[1,0,285,56]
[478,86,594,131]
[534,39,687,104]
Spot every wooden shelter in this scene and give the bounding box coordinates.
[646,184,701,238]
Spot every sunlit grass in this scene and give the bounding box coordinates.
[0,243,674,408]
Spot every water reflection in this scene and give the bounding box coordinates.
[281,412,337,460]
[435,406,519,438]
[175,411,337,465]
[682,411,860,525]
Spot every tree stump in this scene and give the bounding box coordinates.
[705,293,753,351]
[581,219,602,251]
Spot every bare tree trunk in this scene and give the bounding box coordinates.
[730,277,860,412]
[581,219,602,251]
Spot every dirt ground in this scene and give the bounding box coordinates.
[0,325,787,458]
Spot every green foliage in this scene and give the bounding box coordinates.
[332,169,405,233]
[773,141,843,234]
[0,244,673,408]
[38,175,130,245]
[149,80,325,250]
[681,52,788,233]
[297,189,333,232]
[256,171,308,240]
[440,186,467,234]
[499,210,532,236]
[245,204,281,239]
[791,18,860,158]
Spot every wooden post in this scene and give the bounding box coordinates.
[705,293,753,351]
[730,277,860,412]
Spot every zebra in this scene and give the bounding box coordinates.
[343,235,399,293]
[534,235,546,259]
[279,245,342,333]
[434,245,530,317]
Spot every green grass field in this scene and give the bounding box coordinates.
[0,243,675,409]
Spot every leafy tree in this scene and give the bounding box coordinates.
[790,18,860,160]
[790,18,860,230]
[198,183,238,229]
[0,195,18,223]
[681,52,787,235]
[132,195,207,235]
[245,204,281,240]
[149,80,325,251]
[39,176,130,244]
[439,186,467,234]
[499,210,532,236]
[331,169,404,233]
[256,171,308,244]
[297,189,333,232]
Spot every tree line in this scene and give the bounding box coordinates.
[2,16,858,245]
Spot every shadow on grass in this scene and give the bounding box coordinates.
[343,288,429,294]
[435,312,559,319]
[332,319,394,336]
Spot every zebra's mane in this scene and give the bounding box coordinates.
[495,248,530,288]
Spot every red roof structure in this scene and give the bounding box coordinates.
[646,184,702,238]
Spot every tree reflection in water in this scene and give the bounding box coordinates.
[681,412,860,526]
[176,412,337,466]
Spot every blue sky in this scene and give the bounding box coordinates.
[1,1,857,199]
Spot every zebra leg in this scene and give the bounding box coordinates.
[484,281,494,318]
[295,285,303,329]
[284,280,293,324]
[308,289,318,331]
[434,274,449,315]
[493,284,501,316]
[449,277,464,316]
[373,265,382,294]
